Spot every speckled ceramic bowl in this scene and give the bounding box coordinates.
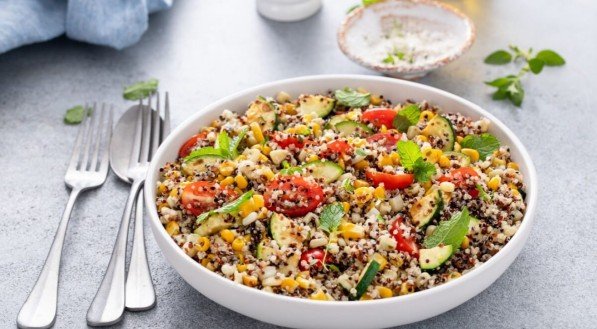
[145,75,537,329]
[338,0,476,79]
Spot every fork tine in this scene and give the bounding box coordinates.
[150,93,161,159]
[139,95,152,163]
[163,92,171,138]
[89,104,106,171]
[67,105,91,171]
[129,100,144,167]
[99,106,113,173]
[80,104,97,171]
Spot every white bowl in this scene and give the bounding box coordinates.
[338,0,476,79]
[145,75,537,329]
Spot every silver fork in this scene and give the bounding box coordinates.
[17,104,113,329]
[87,94,168,326]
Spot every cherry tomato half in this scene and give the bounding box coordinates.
[438,167,479,187]
[389,216,419,257]
[361,108,396,128]
[179,132,208,158]
[272,135,306,149]
[365,170,414,190]
[264,176,324,217]
[181,181,237,216]
[299,248,333,271]
[320,140,352,158]
[366,132,402,150]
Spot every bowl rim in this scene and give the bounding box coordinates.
[337,0,477,74]
[145,74,537,308]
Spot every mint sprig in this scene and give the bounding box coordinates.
[196,190,254,224]
[393,104,421,132]
[423,207,471,251]
[334,87,371,108]
[64,105,91,124]
[460,133,500,160]
[396,141,436,183]
[318,203,344,234]
[185,127,248,162]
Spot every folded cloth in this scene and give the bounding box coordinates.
[0,0,172,54]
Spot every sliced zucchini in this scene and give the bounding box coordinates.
[194,214,231,236]
[444,152,471,167]
[270,213,302,247]
[409,189,443,228]
[302,161,344,183]
[421,115,455,151]
[181,156,225,175]
[325,114,346,129]
[419,245,453,270]
[247,97,278,131]
[256,239,276,260]
[350,259,380,300]
[297,94,335,118]
[334,120,373,137]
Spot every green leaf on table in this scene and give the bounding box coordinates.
[184,146,227,163]
[335,87,371,108]
[396,140,422,170]
[535,50,566,66]
[485,76,516,87]
[393,103,421,132]
[484,50,512,65]
[528,58,545,74]
[123,78,159,100]
[64,105,89,124]
[318,203,345,234]
[507,79,525,106]
[423,207,471,251]
[460,133,500,160]
[196,190,254,224]
[412,158,436,183]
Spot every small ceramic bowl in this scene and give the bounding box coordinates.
[338,0,475,79]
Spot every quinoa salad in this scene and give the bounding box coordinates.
[155,88,527,301]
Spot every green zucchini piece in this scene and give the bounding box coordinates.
[194,214,231,236]
[350,259,380,300]
[421,115,455,151]
[325,115,346,129]
[247,97,277,131]
[334,120,373,137]
[443,152,471,167]
[409,189,443,228]
[270,213,301,247]
[298,94,335,118]
[419,245,453,270]
[256,239,276,260]
[302,160,344,183]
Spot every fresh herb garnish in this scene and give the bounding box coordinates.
[423,207,471,251]
[196,190,254,224]
[64,105,90,124]
[382,53,395,64]
[185,128,248,162]
[342,178,355,192]
[460,133,500,160]
[393,104,421,132]
[412,158,436,183]
[334,87,371,108]
[318,203,345,234]
[376,214,385,223]
[484,45,565,106]
[123,79,159,101]
[355,148,368,157]
[476,184,491,201]
[396,141,436,183]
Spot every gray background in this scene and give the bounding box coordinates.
[1,0,595,328]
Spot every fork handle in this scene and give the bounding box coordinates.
[124,190,156,311]
[17,188,82,329]
[87,179,143,326]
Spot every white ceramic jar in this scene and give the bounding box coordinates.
[256,0,322,22]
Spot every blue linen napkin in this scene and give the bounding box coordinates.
[0,0,173,54]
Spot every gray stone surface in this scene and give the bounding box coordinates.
[1,1,596,328]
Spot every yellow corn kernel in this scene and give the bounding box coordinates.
[341,202,350,213]
[380,124,388,133]
[390,152,401,165]
[492,157,506,167]
[488,176,501,191]
[250,122,264,143]
[306,154,319,162]
[261,145,271,156]
[374,186,385,199]
[157,202,169,211]
[239,199,256,218]
[200,258,210,267]
[423,148,443,164]
[360,294,373,301]
[439,155,451,168]
[253,194,265,208]
[280,278,299,292]
[220,229,235,243]
[309,290,328,301]
[262,168,275,181]
[456,136,464,143]
[354,187,374,205]
[242,275,259,287]
[507,162,520,170]
[303,113,314,123]
[415,135,428,143]
[377,286,393,298]
[235,175,248,189]
[165,221,180,236]
[220,176,234,187]
[312,123,322,137]
[422,181,432,191]
[508,183,521,197]
[371,253,387,270]
[282,103,297,115]
[337,158,345,170]
[297,277,311,289]
[370,94,382,106]
[196,236,210,252]
[219,161,236,176]
[420,110,435,121]
[169,188,178,198]
[354,179,369,188]
[461,148,480,162]
[354,160,370,170]
[398,282,414,296]
[377,154,393,167]
[232,237,245,251]
[448,271,462,280]
[461,236,470,249]
[454,142,462,152]
[340,222,365,240]
[237,264,247,272]
[390,255,404,268]
[158,184,168,194]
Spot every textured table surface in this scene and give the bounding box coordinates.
[1,1,596,328]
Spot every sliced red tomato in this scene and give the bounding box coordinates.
[298,248,333,271]
[320,140,352,158]
[264,176,324,217]
[365,170,414,190]
[272,135,306,149]
[361,108,396,128]
[389,216,419,257]
[438,167,479,187]
[366,132,402,150]
[179,132,208,158]
[181,181,237,216]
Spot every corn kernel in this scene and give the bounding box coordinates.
[488,176,501,191]
[454,142,462,152]
[390,255,404,268]
[250,122,264,143]
[165,221,180,236]
[415,135,428,143]
[338,158,345,170]
[461,148,480,162]
[422,181,432,191]
[169,188,178,198]
[423,148,443,164]
[354,187,374,205]
[508,183,521,197]
[282,103,297,115]
[201,258,210,267]
[243,275,258,287]
[456,136,464,143]
[492,157,506,167]
[280,278,299,292]
[370,94,382,106]
[232,237,245,251]
[219,162,236,176]
[262,168,275,181]
[310,290,328,301]
[303,113,314,123]
[196,236,210,252]
[439,155,451,168]
[360,294,373,301]
[390,152,400,165]
[371,253,387,270]
[378,154,393,167]
[399,282,414,295]
[220,176,234,187]
[354,179,369,188]
[235,175,248,189]
[374,186,385,199]
[507,162,520,170]
[297,277,311,289]
[448,272,462,280]
[354,160,370,170]
[461,236,470,249]
[342,202,350,213]
[157,202,168,211]
[261,145,271,156]
[306,154,319,162]
[420,110,435,121]
[253,194,265,208]
[377,286,393,298]
[158,184,168,194]
[220,229,235,243]
[312,123,322,137]
[340,222,365,239]
[237,264,247,272]
[380,124,388,133]
[239,199,256,218]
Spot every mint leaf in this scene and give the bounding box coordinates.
[485,76,515,87]
[423,207,471,251]
[318,203,344,234]
[335,88,371,108]
[396,140,422,170]
[412,158,436,183]
[342,178,355,192]
[507,80,525,106]
[64,105,89,124]
[196,190,254,224]
[355,148,367,157]
[123,79,158,100]
[484,50,512,65]
[476,184,491,201]
[393,104,421,132]
[535,50,565,66]
[229,127,248,158]
[215,130,231,155]
[184,147,227,163]
[528,58,544,74]
[460,133,500,160]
